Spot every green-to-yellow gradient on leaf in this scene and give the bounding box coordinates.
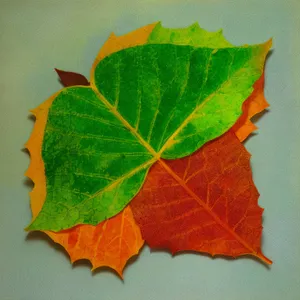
[27,23,271,232]
[147,22,232,48]
[94,43,270,158]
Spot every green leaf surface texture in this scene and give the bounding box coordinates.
[28,23,270,231]
[148,22,232,48]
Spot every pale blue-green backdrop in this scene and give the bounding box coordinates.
[1,0,300,299]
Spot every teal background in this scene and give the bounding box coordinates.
[0,0,299,299]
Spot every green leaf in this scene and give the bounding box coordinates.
[27,87,154,231]
[27,31,270,232]
[148,22,233,48]
[94,43,270,158]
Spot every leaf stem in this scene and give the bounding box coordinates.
[256,252,273,265]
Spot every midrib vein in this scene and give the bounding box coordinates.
[91,85,159,159]
[77,158,156,209]
[158,59,256,156]
[158,159,272,265]
[68,84,159,215]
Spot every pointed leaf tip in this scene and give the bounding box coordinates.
[54,68,90,87]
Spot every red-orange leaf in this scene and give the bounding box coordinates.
[130,131,271,264]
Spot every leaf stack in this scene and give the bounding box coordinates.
[25,22,272,277]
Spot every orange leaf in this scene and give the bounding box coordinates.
[130,131,272,264]
[47,207,142,277]
[233,72,269,142]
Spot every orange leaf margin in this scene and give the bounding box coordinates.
[232,72,269,141]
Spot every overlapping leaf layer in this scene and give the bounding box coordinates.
[25,22,272,274]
